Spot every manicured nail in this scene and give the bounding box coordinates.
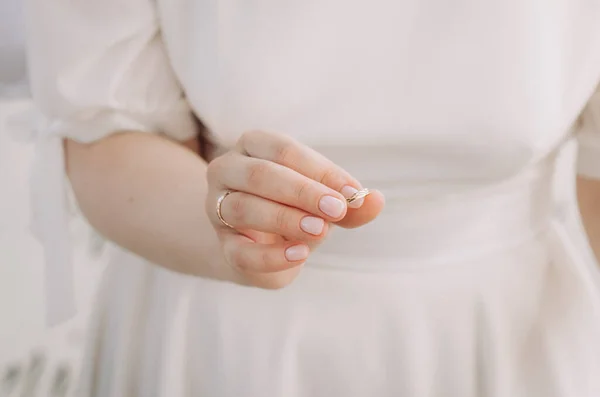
[300,216,325,235]
[318,195,346,218]
[341,186,364,208]
[285,245,309,261]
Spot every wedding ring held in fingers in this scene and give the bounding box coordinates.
[346,188,372,205]
[216,190,235,229]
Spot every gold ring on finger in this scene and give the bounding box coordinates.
[216,190,236,229]
[346,188,372,204]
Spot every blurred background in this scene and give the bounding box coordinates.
[0,0,40,358]
[0,0,104,371]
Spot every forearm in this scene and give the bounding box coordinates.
[577,176,600,262]
[65,132,231,280]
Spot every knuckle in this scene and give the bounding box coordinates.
[273,141,296,165]
[246,162,269,186]
[232,256,248,272]
[292,180,311,203]
[316,167,338,186]
[222,240,241,268]
[261,250,288,276]
[274,207,290,232]
[206,157,223,185]
[228,195,246,224]
[230,246,251,271]
[261,249,277,270]
[239,130,262,150]
[240,130,254,142]
[239,253,303,289]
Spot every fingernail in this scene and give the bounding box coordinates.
[300,216,325,235]
[341,185,364,208]
[285,245,309,261]
[318,195,346,218]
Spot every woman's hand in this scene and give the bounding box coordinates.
[206,130,385,289]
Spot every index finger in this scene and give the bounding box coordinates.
[237,130,364,205]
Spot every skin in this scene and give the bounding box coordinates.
[65,131,385,289]
[577,176,600,261]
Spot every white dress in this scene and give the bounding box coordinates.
[16,0,600,395]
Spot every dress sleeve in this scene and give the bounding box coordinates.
[577,85,600,179]
[23,0,198,326]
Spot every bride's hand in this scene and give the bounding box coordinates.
[205,130,385,289]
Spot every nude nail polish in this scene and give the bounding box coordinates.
[300,216,325,235]
[318,196,346,218]
[285,245,309,261]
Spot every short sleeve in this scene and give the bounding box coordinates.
[577,85,600,179]
[25,0,198,142]
[23,0,198,326]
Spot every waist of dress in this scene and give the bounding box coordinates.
[308,161,556,271]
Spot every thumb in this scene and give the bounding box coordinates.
[334,190,385,229]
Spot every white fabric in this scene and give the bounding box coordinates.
[21,0,600,395]
[22,0,199,325]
